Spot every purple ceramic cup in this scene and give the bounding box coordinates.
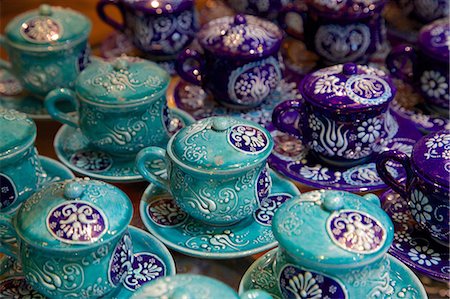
[376,129,450,246]
[176,14,283,109]
[272,63,396,167]
[97,0,199,60]
[277,0,387,65]
[386,18,449,116]
[226,0,293,20]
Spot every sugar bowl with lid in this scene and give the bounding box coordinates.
[136,116,274,226]
[0,4,91,98]
[176,14,283,109]
[0,178,134,298]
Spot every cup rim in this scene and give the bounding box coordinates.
[0,133,36,161]
[409,161,449,193]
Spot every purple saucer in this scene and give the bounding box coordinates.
[381,189,450,282]
[267,108,423,192]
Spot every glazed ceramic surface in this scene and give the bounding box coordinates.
[53,108,191,183]
[97,0,199,60]
[381,189,449,282]
[387,18,450,115]
[0,178,133,298]
[273,63,396,167]
[137,116,274,226]
[395,0,449,23]
[140,169,300,259]
[176,14,283,108]
[0,109,44,213]
[279,0,386,64]
[0,4,91,98]
[227,0,293,20]
[45,56,190,158]
[377,129,450,245]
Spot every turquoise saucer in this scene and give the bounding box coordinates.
[53,109,190,183]
[38,156,75,186]
[0,226,175,298]
[140,169,300,259]
[239,249,428,299]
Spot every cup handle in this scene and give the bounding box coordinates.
[386,44,417,83]
[376,150,413,198]
[136,147,170,190]
[96,0,126,32]
[0,35,12,70]
[272,99,305,139]
[44,88,80,128]
[277,3,308,41]
[0,214,19,258]
[175,48,204,86]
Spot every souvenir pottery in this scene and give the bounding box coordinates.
[377,129,450,245]
[395,0,449,24]
[140,168,300,258]
[0,178,134,298]
[239,189,428,298]
[387,18,450,116]
[278,0,386,65]
[273,63,396,167]
[53,108,192,183]
[381,189,449,282]
[176,14,283,108]
[97,0,199,60]
[0,4,91,98]
[45,56,194,159]
[131,274,272,299]
[137,116,274,226]
[226,0,293,20]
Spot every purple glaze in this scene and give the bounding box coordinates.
[419,18,450,62]
[122,0,194,14]
[381,189,449,282]
[254,193,291,226]
[0,174,17,210]
[226,0,293,20]
[70,150,113,173]
[147,196,188,226]
[109,232,133,286]
[307,0,386,20]
[0,277,42,298]
[256,166,271,201]
[123,252,166,291]
[228,125,270,154]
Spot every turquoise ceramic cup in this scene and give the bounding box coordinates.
[0,4,91,98]
[0,108,44,214]
[0,178,134,298]
[45,56,194,158]
[136,116,274,226]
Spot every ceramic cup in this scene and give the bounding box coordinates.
[377,129,450,245]
[272,63,396,167]
[136,116,274,226]
[226,0,293,20]
[278,0,386,65]
[395,0,449,24]
[386,18,449,116]
[97,0,199,60]
[0,109,44,214]
[45,56,194,158]
[176,14,283,109]
[0,4,91,98]
[0,178,133,298]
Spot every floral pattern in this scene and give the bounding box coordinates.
[345,75,392,105]
[147,196,188,226]
[357,117,382,143]
[409,189,433,224]
[70,150,113,173]
[313,75,345,96]
[254,194,292,226]
[123,253,166,291]
[229,125,270,154]
[0,277,44,298]
[408,246,442,267]
[256,167,272,201]
[109,232,133,286]
[20,16,62,43]
[0,174,17,210]
[420,70,449,100]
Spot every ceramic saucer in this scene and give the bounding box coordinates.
[53,109,192,183]
[0,226,176,298]
[239,249,427,299]
[381,189,450,282]
[140,169,300,259]
[267,109,423,192]
[167,73,303,126]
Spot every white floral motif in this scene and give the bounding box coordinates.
[408,246,442,266]
[308,114,322,131]
[300,165,331,181]
[420,70,449,99]
[0,277,44,298]
[394,231,412,243]
[357,117,382,143]
[229,125,269,153]
[409,190,432,224]
[285,271,323,299]
[313,75,346,96]
[425,133,450,149]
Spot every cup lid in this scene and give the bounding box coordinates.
[0,108,36,159]
[197,14,283,60]
[273,190,394,269]
[122,0,194,14]
[4,4,91,50]
[301,63,395,113]
[168,117,273,173]
[412,129,450,188]
[307,0,386,19]
[418,18,450,63]
[75,56,170,105]
[15,178,133,252]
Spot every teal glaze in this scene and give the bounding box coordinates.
[136,116,274,226]
[45,56,187,158]
[131,274,273,299]
[0,178,134,298]
[0,109,44,213]
[0,4,92,98]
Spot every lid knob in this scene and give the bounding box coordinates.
[113,58,129,71]
[322,192,344,212]
[39,4,53,16]
[234,14,247,25]
[211,117,231,131]
[343,63,358,76]
[170,288,193,299]
[64,182,84,200]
